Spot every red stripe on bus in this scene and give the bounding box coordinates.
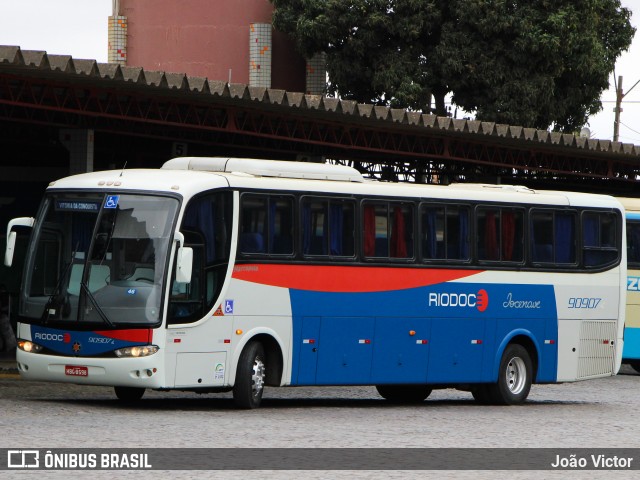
[93,329,152,342]
[232,264,482,293]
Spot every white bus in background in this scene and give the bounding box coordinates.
[5,157,626,408]
[617,197,640,372]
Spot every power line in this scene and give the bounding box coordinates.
[620,121,640,136]
[613,75,640,141]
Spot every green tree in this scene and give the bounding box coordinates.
[271,0,635,132]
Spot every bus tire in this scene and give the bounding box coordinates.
[375,384,432,403]
[233,341,266,409]
[114,386,145,402]
[486,344,532,405]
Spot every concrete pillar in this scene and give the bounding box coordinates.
[249,23,272,88]
[59,129,95,175]
[306,53,326,95]
[108,15,128,65]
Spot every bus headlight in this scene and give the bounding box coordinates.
[114,345,159,358]
[18,340,44,353]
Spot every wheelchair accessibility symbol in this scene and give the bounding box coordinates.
[224,300,234,314]
[104,195,120,209]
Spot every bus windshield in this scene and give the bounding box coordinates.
[20,192,179,328]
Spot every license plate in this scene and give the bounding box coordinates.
[65,365,88,377]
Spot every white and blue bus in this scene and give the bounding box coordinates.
[618,197,640,372]
[5,157,626,408]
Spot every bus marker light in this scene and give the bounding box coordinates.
[235,330,243,335]
[545,340,555,345]
[173,338,181,343]
[224,339,231,344]
[303,339,315,344]
[471,339,482,344]
[359,339,371,344]
[409,330,416,336]
[416,340,428,344]
[603,340,610,344]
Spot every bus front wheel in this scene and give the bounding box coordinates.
[233,341,266,409]
[375,385,432,403]
[114,386,145,402]
[484,344,532,405]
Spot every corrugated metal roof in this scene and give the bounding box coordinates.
[1,44,638,158]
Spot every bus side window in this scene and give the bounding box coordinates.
[628,221,640,266]
[240,194,294,255]
[422,204,469,261]
[531,210,576,265]
[477,207,523,263]
[583,211,619,267]
[302,199,355,257]
[363,201,413,260]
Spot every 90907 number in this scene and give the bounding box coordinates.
[568,297,601,309]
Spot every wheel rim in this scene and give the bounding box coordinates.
[251,356,265,398]
[505,356,527,395]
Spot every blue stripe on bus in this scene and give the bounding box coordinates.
[289,283,558,386]
[626,213,640,221]
[29,325,150,356]
[623,327,640,360]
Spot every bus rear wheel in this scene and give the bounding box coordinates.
[375,385,432,403]
[484,344,532,405]
[233,341,266,409]
[114,386,145,402]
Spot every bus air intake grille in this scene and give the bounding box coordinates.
[577,320,616,379]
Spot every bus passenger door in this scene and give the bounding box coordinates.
[296,316,320,384]
[370,317,431,383]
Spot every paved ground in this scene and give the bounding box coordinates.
[1,356,639,479]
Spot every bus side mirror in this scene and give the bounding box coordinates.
[174,232,193,284]
[5,217,35,267]
[176,246,193,284]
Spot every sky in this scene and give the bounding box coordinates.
[0,0,639,144]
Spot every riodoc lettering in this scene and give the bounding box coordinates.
[428,289,489,312]
[34,332,65,342]
[429,292,476,308]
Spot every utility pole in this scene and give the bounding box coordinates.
[613,75,622,142]
[613,75,640,142]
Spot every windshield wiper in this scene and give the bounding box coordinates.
[41,243,78,323]
[80,281,115,328]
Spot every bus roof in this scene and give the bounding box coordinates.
[47,157,622,210]
[616,197,640,214]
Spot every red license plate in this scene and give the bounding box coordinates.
[65,365,88,377]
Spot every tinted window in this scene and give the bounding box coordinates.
[477,207,524,262]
